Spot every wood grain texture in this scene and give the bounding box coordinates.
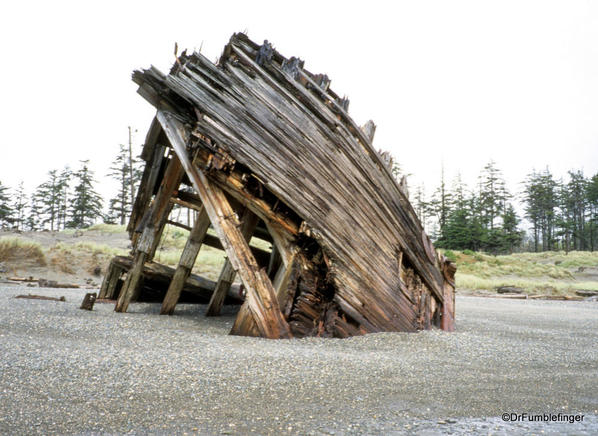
[127,33,456,336]
[157,111,292,339]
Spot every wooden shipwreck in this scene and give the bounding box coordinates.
[99,33,456,339]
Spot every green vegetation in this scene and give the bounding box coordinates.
[86,223,127,233]
[448,249,598,295]
[0,237,46,266]
[414,161,598,254]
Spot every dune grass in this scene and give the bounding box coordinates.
[442,249,598,294]
[86,223,127,233]
[0,237,46,266]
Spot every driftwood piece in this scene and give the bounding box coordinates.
[15,294,66,302]
[80,292,97,310]
[575,290,598,297]
[496,286,524,294]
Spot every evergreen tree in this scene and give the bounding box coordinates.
[500,203,523,253]
[107,143,138,224]
[523,168,558,251]
[58,166,72,230]
[565,170,588,250]
[587,173,598,251]
[12,181,27,231]
[68,160,103,228]
[478,161,508,231]
[429,164,452,243]
[26,193,44,231]
[37,170,63,231]
[0,180,12,229]
[413,184,430,231]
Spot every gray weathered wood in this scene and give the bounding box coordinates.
[206,208,259,316]
[157,111,292,339]
[160,206,210,315]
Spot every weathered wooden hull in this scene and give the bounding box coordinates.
[102,33,456,338]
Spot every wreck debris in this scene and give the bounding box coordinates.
[80,292,97,310]
[15,294,66,302]
[100,33,456,338]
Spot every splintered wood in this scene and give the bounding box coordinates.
[100,33,456,339]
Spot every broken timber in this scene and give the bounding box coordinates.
[101,33,456,339]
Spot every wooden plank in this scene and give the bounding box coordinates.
[110,255,243,301]
[115,251,147,312]
[157,110,292,339]
[98,260,124,299]
[128,143,166,238]
[115,153,185,313]
[206,208,259,316]
[160,206,210,315]
[441,260,456,332]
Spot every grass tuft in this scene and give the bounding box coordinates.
[452,250,598,294]
[0,237,46,266]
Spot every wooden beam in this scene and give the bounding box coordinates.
[115,152,185,313]
[160,206,210,315]
[157,110,292,339]
[166,217,271,266]
[129,143,166,239]
[229,219,298,336]
[441,259,456,332]
[176,189,275,243]
[110,255,244,302]
[206,208,259,316]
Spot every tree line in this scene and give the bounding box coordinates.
[1,140,597,255]
[412,161,598,253]
[0,130,142,231]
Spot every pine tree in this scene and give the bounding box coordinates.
[68,160,104,228]
[587,173,598,251]
[26,195,43,231]
[107,144,135,224]
[500,203,523,253]
[478,161,508,231]
[11,181,27,231]
[37,170,63,231]
[0,180,12,229]
[565,170,588,250]
[413,184,429,231]
[429,164,452,243]
[58,166,72,230]
[107,130,143,225]
[523,168,558,251]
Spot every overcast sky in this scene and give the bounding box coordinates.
[1,0,596,205]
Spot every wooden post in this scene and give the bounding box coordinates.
[441,259,456,332]
[147,201,174,260]
[105,265,124,299]
[267,244,281,278]
[99,260,125,299]
[206,208,259,316]
[160,206,210,315]
[98,261,115,299]
[130,144,166,244]
[80,292,97,311]
[158,110,292,339]
[230,223,297,336]
[115,152,185,313]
